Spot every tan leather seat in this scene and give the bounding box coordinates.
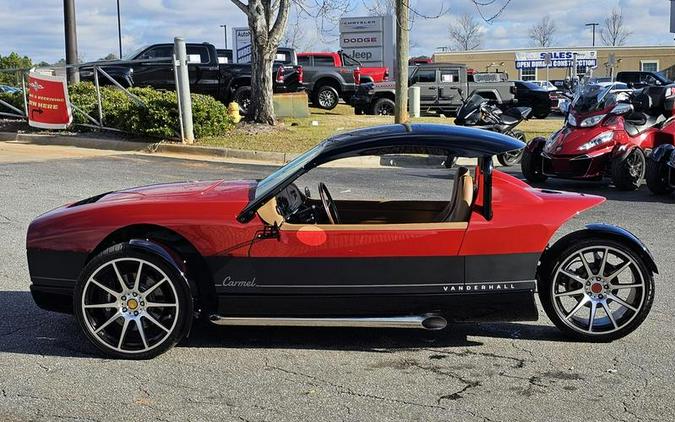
[438,166,473,222]
[448,169,473,222]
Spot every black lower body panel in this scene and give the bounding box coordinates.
[27,248,86,314]
[215,290,538,322]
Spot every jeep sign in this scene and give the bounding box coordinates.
[339,15,394,74]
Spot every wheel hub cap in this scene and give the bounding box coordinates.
[590,283,603,294]
[126,298,139,310]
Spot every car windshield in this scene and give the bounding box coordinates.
[572,83,619,113]
[122,46,147,61]
[254,142,326,199]
[655,71,672,83]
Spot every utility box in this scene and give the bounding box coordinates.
[273,91,310,118]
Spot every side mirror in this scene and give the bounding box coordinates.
[611,103,633,116]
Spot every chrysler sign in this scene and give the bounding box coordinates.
[515,50,597,69]
[339,15,394,73]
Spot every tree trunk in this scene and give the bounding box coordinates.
[250,40,276,125]
[394,0,409,124]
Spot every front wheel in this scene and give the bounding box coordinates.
[372,98,395,115]
[521,148,547,182]
[498,132,526,166]
[74,243,193,359]
[611,148,645,191]
[539,238,654,341]
[645,157,673,195]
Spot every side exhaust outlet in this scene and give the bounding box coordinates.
[209,314,448,330]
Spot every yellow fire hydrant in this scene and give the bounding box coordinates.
[228,102,242,124]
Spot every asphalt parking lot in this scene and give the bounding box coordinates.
[1,143,673,421]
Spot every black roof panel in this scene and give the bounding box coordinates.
[320,124,525,159]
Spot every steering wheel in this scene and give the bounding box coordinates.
[318,182,341,224]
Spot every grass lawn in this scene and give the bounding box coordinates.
[198,104,563,153]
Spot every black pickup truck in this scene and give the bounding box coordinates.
[79,42,304,114]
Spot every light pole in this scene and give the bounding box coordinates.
[63,0,79,83]
[585,22,599,46]
[116,0,123,58]
[220,24,228,49]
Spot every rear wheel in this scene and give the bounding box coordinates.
[497,131,526,166]
[372,98,395,115]
[539,238,654,342]
[313,85,339,110]
[521,148,547,182]
[74,243,193,359]
[611,148,645,191]
[645,155,673,195]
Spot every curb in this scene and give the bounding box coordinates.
[0,131,480,168]
[151,143,294,164]
[0,132,151,152]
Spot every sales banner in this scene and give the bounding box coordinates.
[515,50,597,69]
[27,72,72,129]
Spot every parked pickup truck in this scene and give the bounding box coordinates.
[79,42,304,115]
[217,47,297,65]
[616,71,673,89]
[351,63,515,115]
[297,51,389,110]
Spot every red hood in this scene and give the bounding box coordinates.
[27,179,258,251]
[99,179,255,203]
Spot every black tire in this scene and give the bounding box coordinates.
[372,98,395,116]
[233,86,252,116]
[74,243,193,359]
[645,156,673,195]
[539,237,655,342]
[313,85,339,110]
[521,148,547,182]
[611,148,645,191]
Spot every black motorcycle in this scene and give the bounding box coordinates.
[454,92,531,166]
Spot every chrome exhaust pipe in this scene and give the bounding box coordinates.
[209,313,447,331]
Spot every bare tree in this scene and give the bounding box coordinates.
[449,13,482,51]
[282,12,315,51]
[601,8,631,46]
[528,16,556,47]
[230,0,291,124]
[230,0,350,124]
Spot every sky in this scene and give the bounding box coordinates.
[0,0,673,63]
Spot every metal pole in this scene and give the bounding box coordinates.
[174,37,194,144]
[93,65,104,127]
[585,23,599,47]
[173,53,185,142]
[19,70,28,118]
[220,24,228,49]
[116,0,123,58]
[63,0,79,83]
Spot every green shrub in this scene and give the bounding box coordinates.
[0,91,24,115]
[66,82,233,139]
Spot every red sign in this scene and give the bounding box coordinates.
[27,72,72,129]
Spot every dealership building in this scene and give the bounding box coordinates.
[433,46,675,82]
